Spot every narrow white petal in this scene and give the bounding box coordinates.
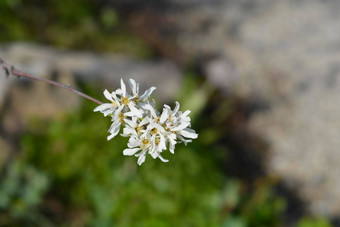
[120,79,126,97]
[177,134,192,145]
[168,135,177,154]
[173,101,180,115]
[169,144,175,154]
[104,89,113,101]
[158,154,169,163]
[137,152,146,165]
[139,116,150,126]
[127,103,143,118]
[111,91,120,103]
[94,103,112,112]
[128,136,141,148]
[115,88,122,96]
[123,148,140,156]
[128,79,137,95]
[136,82,140,94]
[181,110,191,118]
[180,128,198,139]
[124,118,136,128]
[108,122,121,133]
[122,127,136,136]
[113,105,124,119]
[159,134,167,150]
[103,109,114,117]
[140,87,156,100]
[107,129,120,140]
[172,122,191,131]
[160,107,169,123]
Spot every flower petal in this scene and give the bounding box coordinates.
[122,127,136,136]
[181,110,191,118]
[108,121,121,133]
[120,78,126,97]
[107,130,119,140]
[128,79,137,95]
[160,107,169,123]
[128,136,140,148]
[127,103,143,118]
[124,118,137,128]
[111,91,120,103]
[172,121,191,131]
[94,103,113,112]
[137,152,146,165]
[104,89,113,101]
[139,116,150,126]
[115,88,122,96]
[180,128,198,139]
[173,101,180,115]
[158,154,169,162]
[123,148,140,156]
[140,86,156,100]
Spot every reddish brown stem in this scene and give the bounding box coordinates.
[0,58,103,105]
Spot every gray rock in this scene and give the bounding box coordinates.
[160,0,340,217]
[0,43,182,107]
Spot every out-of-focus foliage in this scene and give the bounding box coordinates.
[0,81,288,226]
[0,160,49,225]
[0,0,151,56]
[297,218,334,227]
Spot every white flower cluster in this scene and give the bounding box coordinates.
[94,79,198,165]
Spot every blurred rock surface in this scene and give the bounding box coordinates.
[144,0,340,217]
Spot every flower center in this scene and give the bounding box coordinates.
[141,138,150,149]
[155,117,160,123]
[151,128,158,135]
[121,97,130,105]
[135,126,142,134]
[112,101,118,106]
[155,138,160,145]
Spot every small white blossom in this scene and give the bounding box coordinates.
[94,78,198,166]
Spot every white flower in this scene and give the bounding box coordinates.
[123,134,151,166]
[121,116,148,137]
[93,89,121,117]
[160,102,198,153]
[94,79,154,118]
[123,133,168,165]
[94,78,198,166]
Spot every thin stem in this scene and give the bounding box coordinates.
[0,58,103,105]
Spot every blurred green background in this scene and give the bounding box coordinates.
[0,0,334,226]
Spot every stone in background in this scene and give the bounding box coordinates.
[160,0,340,217]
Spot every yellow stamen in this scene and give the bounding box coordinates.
[135,126,142,134]
[112,101,118,106]
[151,128,158,135]
[121,97,129,105]
[155,138,160,145]
[141,138,150,149]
